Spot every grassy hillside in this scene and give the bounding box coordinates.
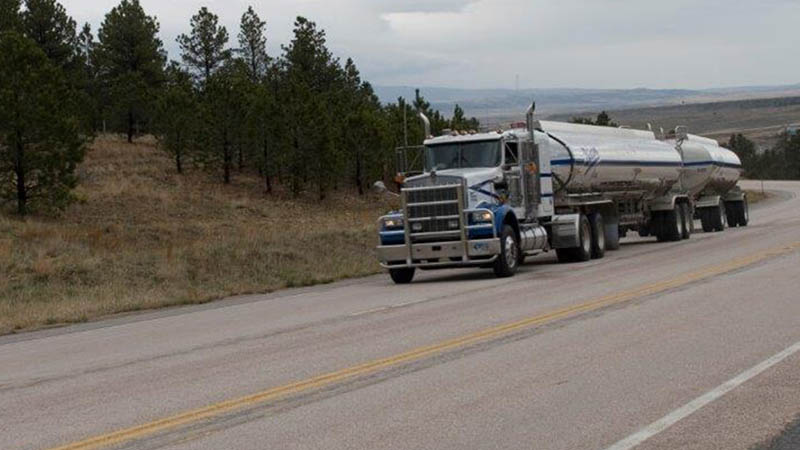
[0,136,395,334]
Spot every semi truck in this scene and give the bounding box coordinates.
[375,104,746,284]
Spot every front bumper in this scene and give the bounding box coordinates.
[376,238,500,269]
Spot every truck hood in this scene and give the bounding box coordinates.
[405,167,503,208]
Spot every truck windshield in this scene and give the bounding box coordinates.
[425,140,501,171]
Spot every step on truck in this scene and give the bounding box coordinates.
[375,104,744,284]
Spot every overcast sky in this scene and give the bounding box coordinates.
[64,0,799,90]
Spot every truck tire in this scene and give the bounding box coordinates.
[493,225,520,278]
[711,203,726,232]
[739,197,750,227]
[556,215,592,263]
[657,206,682,242]
[725,201,739,227]
[389,268,415,284]
[589,213,606,259]
[699,208,713,233]
[680,203,691,240]
[604,217,621,251]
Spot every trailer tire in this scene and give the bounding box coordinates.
[680,203,691,240]
[556,215,592,263]
[739,197,750,227]
[700,208,713,233]
[711,203,726,232]
[604,218,621,251]
[493,225,520,278]
[389,268,415,284]
[657,206,682,242]
[589,213,606,259]
[726,202,739,227]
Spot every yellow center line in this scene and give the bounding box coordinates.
[51,242,800,450]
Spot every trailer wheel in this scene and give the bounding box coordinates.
[712,203,726,232]
[389,268,415,284]
[739,197,750,227]
[493,225,520,278]
[657,206,682,242]
[725,202,739,227]
[604,217,621,251]
[556,215,592,263]
[699,208,713,232]
[680,203,691,240]
[589,213,606,259]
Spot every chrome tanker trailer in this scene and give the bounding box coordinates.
[666,132,748,232]
[375,105,694,284]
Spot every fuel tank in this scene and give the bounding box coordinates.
[668,134,742,198]
[537,121,682,199]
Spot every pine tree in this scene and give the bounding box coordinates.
[0,32,86,215]
[451,104,466,130]
[76,22,93,66]
[238,6,267,81]
[156,62,197,173]
[201,58,250,184]
[21,0,78,71]
[595,111,618,127]
[177,7,231,84]
[281,16,341,198]
[94,0,166,142]
[727,133,757,178]
[0,0,21,32]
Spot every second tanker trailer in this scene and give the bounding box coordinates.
[375,104,745,284]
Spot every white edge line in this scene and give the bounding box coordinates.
[606,339,800,450]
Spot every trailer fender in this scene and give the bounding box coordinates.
[723,188,746,202]
[650,194,688,212]
[696,195,722,209]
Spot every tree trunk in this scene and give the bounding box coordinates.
[291,133,301,197]
[263,135,272,194]
[355,149,364,195]
[175,131,183,174]
[127,109,134,143]
[223,130,231,184]
[238,142,244,171]
[15,138,27,216]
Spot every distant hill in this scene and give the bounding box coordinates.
[373,83,800,126]
[549,96,800,150]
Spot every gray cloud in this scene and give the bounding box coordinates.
[63,0,799,90]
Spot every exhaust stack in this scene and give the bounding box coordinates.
[419,112,431,138]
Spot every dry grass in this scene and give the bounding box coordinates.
[0,136,397,334]
[744,189,770,204]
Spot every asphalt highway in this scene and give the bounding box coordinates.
[1,180,799,450]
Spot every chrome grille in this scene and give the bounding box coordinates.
[404,184,463,240]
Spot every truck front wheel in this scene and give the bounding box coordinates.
[389,267,416,284]
[493,225,520,278]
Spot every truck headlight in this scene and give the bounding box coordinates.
[381,217,404,230]
[470,211,493,224]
